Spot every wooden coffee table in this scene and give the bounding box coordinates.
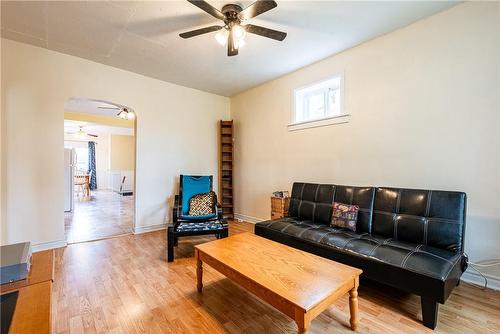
[195,232,362,333]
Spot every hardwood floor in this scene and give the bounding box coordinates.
[64,190,134,243]
[53,221,500,334]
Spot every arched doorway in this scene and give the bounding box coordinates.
[63,98,137,243]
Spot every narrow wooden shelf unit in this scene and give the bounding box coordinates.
[219,120,234,219]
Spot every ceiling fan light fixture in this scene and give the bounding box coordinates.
[181,0,285,56]
[116,108,135,120]
[126,111,136,120]
[117,110,127,119]
[215,29,229,46]
[232,24,246,41]
[76,127,87,139]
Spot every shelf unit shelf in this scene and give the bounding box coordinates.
[219,120,234,219]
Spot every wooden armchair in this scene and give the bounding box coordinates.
[167,175,228,262]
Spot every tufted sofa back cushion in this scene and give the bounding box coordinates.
[288,182,466,253]
[289,183,335,224]
[288,183,375,231]
[333,186,376,233]
[372,188,466,253]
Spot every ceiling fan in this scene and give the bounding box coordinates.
[66,126,98,139]
[98,105,135,120]
[180,0,287,56]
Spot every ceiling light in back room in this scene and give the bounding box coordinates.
[126,111,135,120]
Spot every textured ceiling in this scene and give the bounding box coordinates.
[1,1,458,96]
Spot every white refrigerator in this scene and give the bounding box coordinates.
[64,148,76,212]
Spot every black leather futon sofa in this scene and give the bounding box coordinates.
[255,183,467,329]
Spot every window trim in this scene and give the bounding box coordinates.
[289,72,347,131]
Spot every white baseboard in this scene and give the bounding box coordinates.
[461,269,500,291]
[31,239,67,252]
[234,213,265,224]
[133,223,167,234]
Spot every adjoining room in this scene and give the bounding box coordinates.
[63,98,136,243]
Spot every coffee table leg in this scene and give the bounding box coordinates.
[349,277,359,331]
[195,249,203,293]
[295,309,310,334]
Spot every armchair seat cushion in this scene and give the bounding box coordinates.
[180,213,217,220]
[176,222,224,232]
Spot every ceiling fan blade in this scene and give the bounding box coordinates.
[179,25,222,38]
[98,106,121,110]
[187,0,225,20]
[238,0,277,21]
[227,29,238,56]
[244,24,286,41]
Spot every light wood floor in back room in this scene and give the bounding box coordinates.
[52,221,500,334]
[64,190,134,243]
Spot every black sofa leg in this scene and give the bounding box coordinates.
[167,227,175,262]
[421,297,439,329]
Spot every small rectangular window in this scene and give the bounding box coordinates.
[75,147,89,171]
[290,73,348,131]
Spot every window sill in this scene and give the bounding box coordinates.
[287,114,350,131]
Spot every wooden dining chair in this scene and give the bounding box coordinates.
[74,169,88,197]
[85,170,92,197]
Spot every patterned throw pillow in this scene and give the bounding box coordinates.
[188,191,216,216]
[331,202,359,232]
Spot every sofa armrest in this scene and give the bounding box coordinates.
[461,253,469,272]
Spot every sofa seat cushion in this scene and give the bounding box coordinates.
[259,218,462,281]
[366,241,461,281]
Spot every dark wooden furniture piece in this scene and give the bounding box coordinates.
[271,196,290,219]
[219,120,234,219]
[0,250,54,334]
[195,232,362,334]
[168,175,229,262]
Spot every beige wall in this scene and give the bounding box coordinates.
[1,39,229,248]
[231,2,500,280]
[110,134,135,171]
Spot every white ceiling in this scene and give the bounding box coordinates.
[64,97,131,117]
[64,120,134,137]
[1,1,458,96]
